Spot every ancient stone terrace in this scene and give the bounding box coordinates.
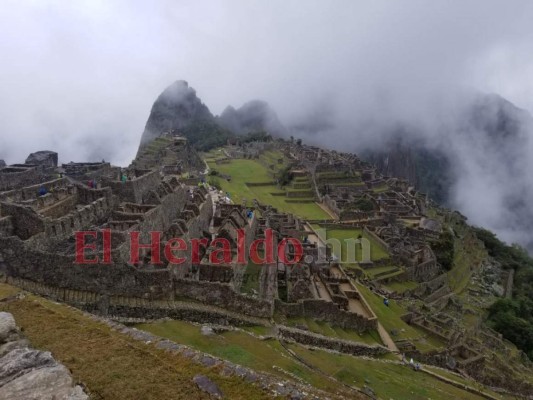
[133,131,204,174]
[0,178,113,241]
[0,165,42,191]
[61,161,115,180]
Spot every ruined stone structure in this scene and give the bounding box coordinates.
[0,144,379,335]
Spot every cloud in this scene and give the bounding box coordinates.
[2,0,533,247]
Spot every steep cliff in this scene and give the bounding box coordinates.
[138,80,215,148]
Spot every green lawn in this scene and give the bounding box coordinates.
[280,316,382,346]
[383,281,419,293]
[136,320,350,396]
[206,157,330,220]
[355,283,445,352]
[316,227,390,263]
[136,319,493,400]
[288,344,491,400]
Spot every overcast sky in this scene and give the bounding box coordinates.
[1,0,533,165]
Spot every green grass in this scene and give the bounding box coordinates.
[288,344,490,400]
[206,157,330,220]
[318,228,390,263]
[383,281,419,293]
[448,230,487,294]
[0,284,271,400]
[364,265,399,279]
[355,283,445,352]
[136,319,493,400]
[136,320,351,396]
[280,316,382,346]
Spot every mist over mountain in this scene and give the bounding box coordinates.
[218,100,286,136]
[289,91,533,252]
[138,81,286,152]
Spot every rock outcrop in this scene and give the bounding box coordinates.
[0,311,87,400]
[25,151,58,168]
[139,80,214,147]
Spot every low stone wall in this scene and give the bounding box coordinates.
[278,326,388,357]
[274,299,304,317]
[174,279,272,318]
[0,167,40,191]
[275,298,377,333]
[2,276,269,327]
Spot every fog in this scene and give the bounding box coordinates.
[2,0,533,248]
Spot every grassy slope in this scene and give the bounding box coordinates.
[320,228,390,262]
[205,155,330,220]
[355,283,446,352]
[0,284,271,400]
[137,319,497,400]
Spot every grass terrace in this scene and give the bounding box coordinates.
[205,152,330,220]
[0,283,507,400]
[278,315,383,346]
[315,227,390,264]
[137,318,501,400]
[355,282,446,352]
[0,284,271,400]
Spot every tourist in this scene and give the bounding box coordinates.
[383,297,389,307]
[38,186,47,197]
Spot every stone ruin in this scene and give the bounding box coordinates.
[0,145,380,338]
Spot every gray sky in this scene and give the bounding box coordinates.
[2,0,533,246]
[2,0,533,165]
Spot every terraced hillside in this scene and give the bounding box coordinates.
[203,149,331,220]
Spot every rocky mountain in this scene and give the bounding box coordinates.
[139,80,214,147]
[138,81,287,154]
[218,100,286,136]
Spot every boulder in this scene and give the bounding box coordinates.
[0,312,17,343]
[25,151,58,167]
[0,312,88,400]
[193,374,223,398]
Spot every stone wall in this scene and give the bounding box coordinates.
[0,167,40,191]
[278,326,388,357]
[173,279,272,318]
[2,276,268,328]
[275,298,377,332]
[102,170,160,203]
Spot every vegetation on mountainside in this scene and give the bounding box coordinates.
[0,284,270,400]
[474,227,533,360]
[204,155,330,219]
[180,122,273,152]
[181,120,236,151]
[277,165,293,187]
[320,228,389,262]
[352,197,376,212]
[431,230,455,271]
[138,318,497,400]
